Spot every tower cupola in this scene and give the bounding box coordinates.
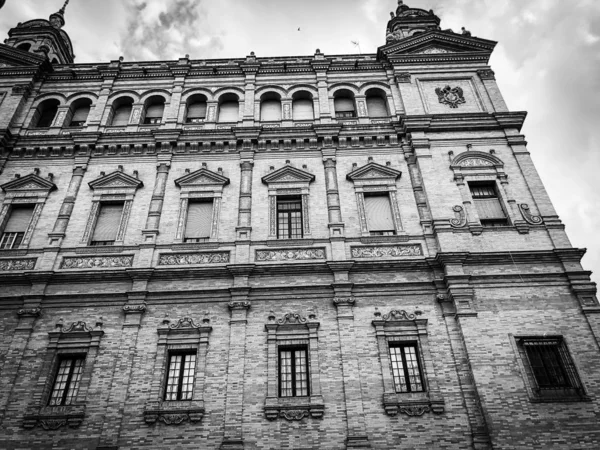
[386,0,441,43]
[3,0,74,65]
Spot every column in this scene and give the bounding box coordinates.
[322,149,346,259]
[221,287,251,450]
[142,158,172,244]
[236,151,254,263]
[48,157,89,246]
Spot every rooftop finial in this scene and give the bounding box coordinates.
[59,0,70,15]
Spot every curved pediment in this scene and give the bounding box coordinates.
[1,173,57,193]
[451,151,503,169]
[175,168,230,188]
[346,162,402,182]
[262,165,315,185]
[88,171,143,190]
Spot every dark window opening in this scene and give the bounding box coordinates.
[144,97,165,125]
[469,181,508,227]
[34,99,60,128]
[91,203,123,246]
[334,90,356,119]
[277,196,303,239]
[279,346,310,397]
[17,43,32,52]
[68,99,92,127]
[184,200,213,242]
[164,351,196,401]
[186,96,207,123]
[218,93,240,123]
[364,193,396,236]
[389,343,424,393]
[0,204,34,249]
[110,97,134,126]
[48,356,85,406]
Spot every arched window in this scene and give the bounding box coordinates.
[17,43,31,52]
[68,98,92,127]
[260,92,282,122]
[185,94,207,123]
[218,94,239,123]
[51,58,59,64]
[110,97,133,127]
[366,89,389,118]
[334,90,356,119]
[32,99,60,128]
[292,91,314,121]
[144,96,165,125]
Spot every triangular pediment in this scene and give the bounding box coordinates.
[0,43,49,69]
[175,168,230,187]
[378,31,496,63]
[1,173,57,192]
[88,171,143,190]
[262,165,315,185]
[346,162,402,182]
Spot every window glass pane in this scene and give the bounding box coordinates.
[389,344,423,393]
[335,97,355,112]
[112,105,132,126]
[92,203,123,242]
[261,100,282,121]
[293,99,314,120]
[4,205,34,232]
[146,103,164,119]
[280,350,293,397]
[49,357,85,406]
[365,194,395,232]
[218,101,239,122]
[366,96,388,117]
[279,347,309,398]
[277,197,303,239]
[294,349,309,396]
[71,105,90,123]
[187,102,207,119]
[185,201,213,239]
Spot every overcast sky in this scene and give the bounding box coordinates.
[1,0,599,287]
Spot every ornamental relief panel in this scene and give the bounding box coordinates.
[418,79,484,114]
[0,258,37,271]
[351,244,422,259]
[256,248,326,262]
[60,255,134,269]
[158,252,230,266]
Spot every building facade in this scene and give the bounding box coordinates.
[0,2,599,449]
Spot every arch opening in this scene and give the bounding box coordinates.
[110,97,134,127]
[365,88,390,118]
[33,99,60,128]
[186,94,208,123]
[292,91,314,121]
[144,96,165,125]
[260,92,282,122]
[334,89,356,119]
[218,93,239,123]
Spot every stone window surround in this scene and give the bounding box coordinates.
[510,334,591,404]
[0,173,57,250]
[175,186,226,244]
[449,151,519,235]
[372,310,445,417]
[264,312,324,421]
[80,171,143,247]
[144,317,212,426]
[23,321,104,430]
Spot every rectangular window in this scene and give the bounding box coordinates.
[164,351,196,401]
[389,343,424,393]
[0,204,34,249]
[91,203,123,246]
[364,193,396,236]
[469,182,508,227]
[184,200,213,243]
[519,337,585,399]
[279,346,309,397]
[48,356,85,406]
[277,196,303,239]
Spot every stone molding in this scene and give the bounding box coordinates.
[0,258,37,271]
[256,248,326,262]
[17,307,42,317]
[158,251,230,266]
[351,244,422,259]
[60,255,134,269]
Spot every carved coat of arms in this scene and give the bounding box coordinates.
[435,86,466,108]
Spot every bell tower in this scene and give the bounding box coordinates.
[2,0,74,65]
[386,0,441,43]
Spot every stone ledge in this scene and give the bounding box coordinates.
[144,400,205,425]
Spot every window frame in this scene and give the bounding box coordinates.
[372,310,445,417]
[468,180,509,228]
[48,354,86,406]
[276,195,304,240]
[278,345,310,398]
[264,312,324,421]
[389,342,425,393]
[89,201,125,247]
[513,335,590,403]
[363,191,397,236]
[164,350,198,401]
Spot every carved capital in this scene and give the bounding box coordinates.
[123,304,147,315]
[228,301,250,311]
[17,307,42,318]
[333,297,356,307]
[477,69,496,80]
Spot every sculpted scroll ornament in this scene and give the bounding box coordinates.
[458,158,493,167]
[158,252,230,266]
[18,308,42,317]
[435,86,466,109]
[519,203,543,225]
[62,321,93,333]
[280,410,309,421]
[0,258,36,271]
[256,248,326,262]
[60,256,133,269]
[277,313,308,325]
[382,310,418,321]
[229,301,250,310]
[169,317,200,330]
[351,245,422,259]
[450,205,467,228]
[40,419,67,430]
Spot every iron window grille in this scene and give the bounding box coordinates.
[48,356,85,406]
[279,346,310,397]
[277,196,303,239]
[519,337,585,396]
[389,343,425,393]
[164,351,197,401]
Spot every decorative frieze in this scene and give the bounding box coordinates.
[0,258,36,271]
[351,244,422,259]
[158,252,230,266]
[60,255,134,269]
[256,248,326,262]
